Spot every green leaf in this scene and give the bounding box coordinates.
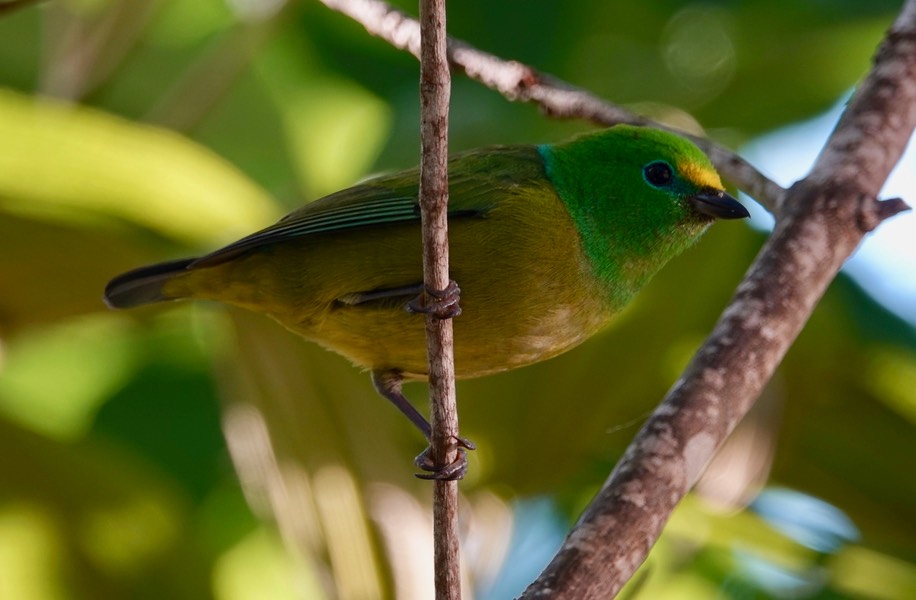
[0,88,277,245]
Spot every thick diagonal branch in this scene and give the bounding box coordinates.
[519,2,915,597]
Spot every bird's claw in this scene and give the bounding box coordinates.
[413,436,476,481]
[406,280,461,319]
[414,448,468,481]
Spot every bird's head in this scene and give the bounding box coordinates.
[544,125,749,234]
[541,125,749,297]
[638,138,748,222]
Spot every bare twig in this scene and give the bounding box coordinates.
[316,0,785,213]
[417,1,462,599]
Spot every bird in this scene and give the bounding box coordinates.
[104,124,749,479]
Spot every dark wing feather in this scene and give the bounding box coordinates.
[191,188,420,268]
[191,146,543,268]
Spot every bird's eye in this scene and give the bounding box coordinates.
[643,161,674,188]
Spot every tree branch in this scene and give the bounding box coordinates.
[417,1,462,599]
[317,0,785,212]
[519,2,915,597]
[320,0,914,597]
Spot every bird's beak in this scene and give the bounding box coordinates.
[689,188,750,220]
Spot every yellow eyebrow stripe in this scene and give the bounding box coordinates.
[679,159,724,190]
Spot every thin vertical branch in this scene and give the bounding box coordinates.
[418,1,461,599]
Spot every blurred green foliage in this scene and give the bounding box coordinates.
[0,1,914,599]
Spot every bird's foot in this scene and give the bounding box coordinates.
[414,436,476,481]
[406,280,461,319]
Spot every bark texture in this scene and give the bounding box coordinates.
[418,1,462,599]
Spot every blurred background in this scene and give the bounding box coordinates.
[1,0,914,598]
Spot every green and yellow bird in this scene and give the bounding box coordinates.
[105,125,748,478]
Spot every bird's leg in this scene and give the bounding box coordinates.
[406,280,462,319]
[371,369,475,480]
[338,280,460,318]
[336,283,425,306]
[372,369,433,438]
[413,443,473,481]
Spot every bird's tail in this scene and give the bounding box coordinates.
[104,258,196,309]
